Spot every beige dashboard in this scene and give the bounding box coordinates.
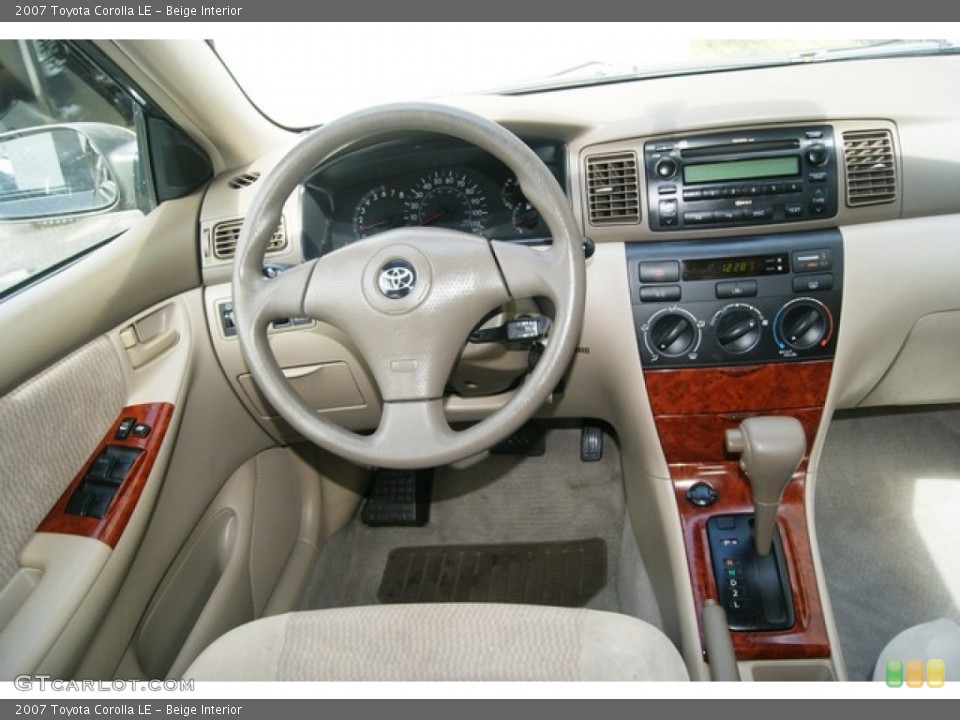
[195,53,960,443]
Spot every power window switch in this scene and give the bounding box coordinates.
[87,454,113,482]
[108,457,135,482]
[87,492,113,519]
[66,491,92,516]
[105,446,142,482]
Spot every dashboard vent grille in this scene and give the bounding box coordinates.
[843,130,897,206]
[228,171,261,189]
[212,218,286,260]
[586,152,640,224]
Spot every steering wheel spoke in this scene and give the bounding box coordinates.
[369,399,457,465]
[490,241,570,303]
[245,260,318,328]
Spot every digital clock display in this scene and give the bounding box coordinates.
[683,156,800,184]
[683,254,788,281]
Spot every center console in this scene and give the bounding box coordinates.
[628,229,841,674]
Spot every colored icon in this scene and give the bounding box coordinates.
[886,658,946,687]
[906,659,924,688]
[926,660,945,688]
[886,659,904,688]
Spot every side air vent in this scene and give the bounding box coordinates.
[843,130,897,207]
[212,218,286,260]
[227,171,261,189]
[585,152,641,224]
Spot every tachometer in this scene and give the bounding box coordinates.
[352,185,408,239]
[403,170,489,235]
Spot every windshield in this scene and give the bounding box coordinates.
[213,27,959,128]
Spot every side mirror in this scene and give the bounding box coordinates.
[0,123,137,221]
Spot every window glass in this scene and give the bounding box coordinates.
[0,40,154,295]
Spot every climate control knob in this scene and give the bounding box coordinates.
[646,309,701,358]
[775,298,833,351]
[712,304,766,355]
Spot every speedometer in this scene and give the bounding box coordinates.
[403,170,490,235]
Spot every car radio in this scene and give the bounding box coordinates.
[645,126,838,231]
[627,230,843,369]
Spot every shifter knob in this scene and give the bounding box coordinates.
[725,417,806,555]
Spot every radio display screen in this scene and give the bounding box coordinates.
[683,156,800,184]
[683,253,788,281]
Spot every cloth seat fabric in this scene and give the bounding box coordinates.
[184,603,690,681]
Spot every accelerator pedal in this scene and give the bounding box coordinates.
[361,468,433,527]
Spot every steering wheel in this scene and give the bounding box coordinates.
[233,103,585,469]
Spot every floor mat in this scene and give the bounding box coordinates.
[377,539,606,607]
[300,428,664,630]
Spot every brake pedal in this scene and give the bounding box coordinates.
[361,468,433,527]
[580,425,604,462]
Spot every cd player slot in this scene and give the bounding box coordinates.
[681,139,800,159]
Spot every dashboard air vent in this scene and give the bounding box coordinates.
[212,218,286,260]
[586,152,641,224]
[228,171,261,189]
[843,130,897,207]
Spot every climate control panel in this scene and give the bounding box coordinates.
[627,230,842,369]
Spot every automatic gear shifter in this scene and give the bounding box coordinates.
[724,416,806,555]
[705,416,806,632]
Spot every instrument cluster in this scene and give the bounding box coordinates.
[299,134,566,259]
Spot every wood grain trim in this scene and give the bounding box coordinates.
[673,462,830,661]
[643,360,833,415]
[38,403,174,548]
[654,408,823,464]
[642,359,834,662]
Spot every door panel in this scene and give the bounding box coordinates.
[0,336,125,589]
[0,286,197,679]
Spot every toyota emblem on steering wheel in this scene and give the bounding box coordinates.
[377,259,418,299]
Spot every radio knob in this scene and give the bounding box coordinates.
[649,312,697,357]
[654,158,679,180]
[714,305,764,355]
[806,144,829,167]
[776,299,830,350]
